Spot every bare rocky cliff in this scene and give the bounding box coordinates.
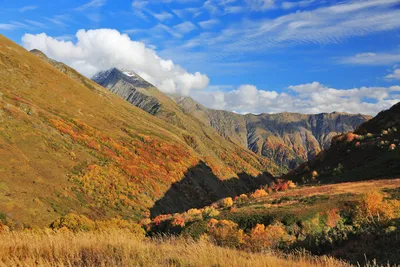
[173,96,371,172]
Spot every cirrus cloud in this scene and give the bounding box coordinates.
[22,29,209,95]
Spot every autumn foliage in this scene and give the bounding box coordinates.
[244,224,290,252]
[250,189,268,199]
[353,191,396,226]
[207,219,244,248]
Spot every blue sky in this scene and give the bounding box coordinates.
[1,0,400,115]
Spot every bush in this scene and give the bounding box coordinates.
[323,209,342,228]
[202,207,220,219]
[353,191,395,226]
[244,223,291,252]
[250,189,267,199]
[51,213,95,232]
[181,220,208,240]
[236,194,248,204]
[207,219,244,248]
[171,215,185,228]
[218,197,233,208]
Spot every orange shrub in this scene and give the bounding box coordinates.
[287,180,296,189]
[245,224,290,252]
[250,189,267,199]
[345,132,358,142]
[324,208,341,228]
[171,216,185,228]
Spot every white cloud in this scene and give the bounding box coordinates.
[198,19,220,29]
[152,11,174,21]
[245,0,276,11]
[191,82,400,115]
[22,29,209,95]
[132,0,148,9]
[19,5,38,12]
[281,0,315,10]
[174,21,197,34]
[46,14,71,26]
[0,24,16,30]
[340,52,400,65]
[386,69,400,80]
[76,0,107,11]
[25,20,47,28]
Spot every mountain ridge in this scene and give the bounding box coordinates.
[0,35,278,227]
[172,95,372,171]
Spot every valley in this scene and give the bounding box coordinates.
[0,24,399,267]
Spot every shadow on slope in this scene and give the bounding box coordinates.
[150,161,274,217]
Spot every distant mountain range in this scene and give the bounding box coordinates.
[92,67,371,172]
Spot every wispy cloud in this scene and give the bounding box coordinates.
[199,19,220,29]
[152,11,174,21]
[162,0,400,65]
[174,21,197,34]
[25,20,47,28]
[0,24,15,30]
[19,5,38,12]
[46,14,71,27]
[339,52,400,66]
[281,0,315,10]
[76,0,107,11]
[245,0,276,11]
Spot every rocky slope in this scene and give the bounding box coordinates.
[286,102,400,183]
[0,35,279,227]
[173,96,371,172]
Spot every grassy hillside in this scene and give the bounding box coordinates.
[146,178,400,265]
[173,96,371,172]
[0,35,276,228]
[91,68,282,176]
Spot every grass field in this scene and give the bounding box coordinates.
[0,230,355,267]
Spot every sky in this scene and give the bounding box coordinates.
[1,0,400,115]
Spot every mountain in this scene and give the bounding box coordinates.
[286,102,400,183]
[92,68,281,176]
[92,68,161,115]
[0,35,279,227]
[173,96,371,172]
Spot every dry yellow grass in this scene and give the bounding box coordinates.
[267,178,400,201]
[0,230,351,267]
